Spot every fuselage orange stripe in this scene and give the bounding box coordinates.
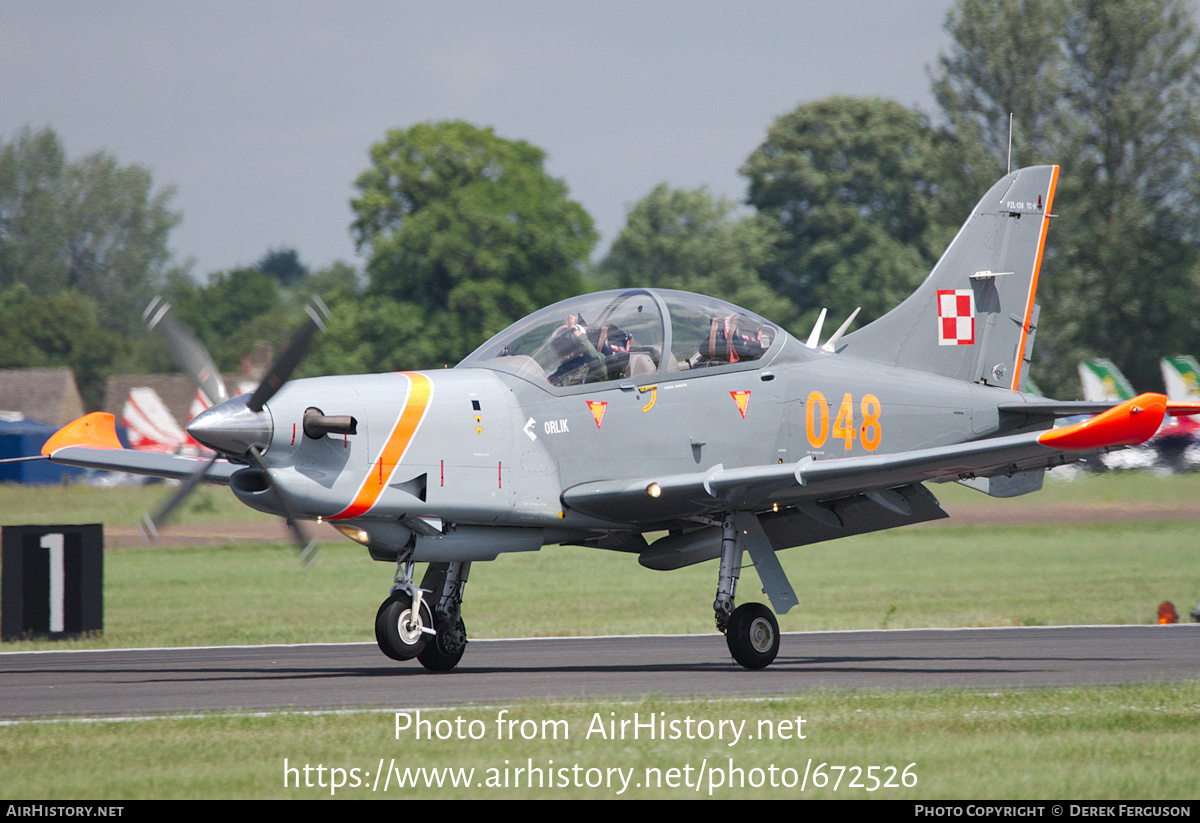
[1010,164,1059,391]
[332,372,432,519]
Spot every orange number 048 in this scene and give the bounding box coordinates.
[805,391,882,451]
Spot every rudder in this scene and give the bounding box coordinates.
[839,165,1059,391]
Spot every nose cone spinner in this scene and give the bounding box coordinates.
[187,395,274,457]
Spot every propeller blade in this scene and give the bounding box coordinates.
[140,453,219,542]
[247,296,331,413]
[247,445,320,567]
[141,298,227,542]
[143,297,228,406]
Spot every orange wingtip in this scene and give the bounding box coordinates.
[1166,401,1200,417]
[41,412,124,455]
[1038,393,1166,451]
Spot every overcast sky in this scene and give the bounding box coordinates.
[1,1,960,278]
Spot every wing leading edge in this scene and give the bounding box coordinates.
[41,412,240,485]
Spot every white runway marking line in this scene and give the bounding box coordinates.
[0,695,797,728]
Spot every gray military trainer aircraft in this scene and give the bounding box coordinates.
[39,164,1198,671]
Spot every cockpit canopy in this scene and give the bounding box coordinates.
[459,289,782,388]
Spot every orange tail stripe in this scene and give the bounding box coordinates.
[332,373,432,519]
[1010,165,1059,391]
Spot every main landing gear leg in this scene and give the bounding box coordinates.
[416,561,470,672]
[715,515,780,670]
[375,556,434,662]
[713,516,742,634]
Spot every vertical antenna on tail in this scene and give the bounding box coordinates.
[1007,113,1013,174]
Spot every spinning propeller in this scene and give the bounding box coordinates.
[140,295,332,566]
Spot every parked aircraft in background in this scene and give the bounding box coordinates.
[1161,356,1200,403]
[1078,358,1137,406]
[1077,357,1200,470]
[35,165,1200,671]
[1155,356,1200,469]
[120,386,188,454]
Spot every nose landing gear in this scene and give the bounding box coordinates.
[375,558,470,672]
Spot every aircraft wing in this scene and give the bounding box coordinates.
[563,393,1167,525]
[40,412,241,485]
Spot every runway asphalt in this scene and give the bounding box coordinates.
[2,625,1197,719]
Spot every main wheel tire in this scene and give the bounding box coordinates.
[725,602,780,670]
[375,592,432,661]
[417,613,467,672]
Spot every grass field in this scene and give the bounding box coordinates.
[1,471,1198,799]
[2,515,1187,649]
[4,685,1199,799]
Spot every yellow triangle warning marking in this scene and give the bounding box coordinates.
[586,400,607,429]
[730,390,750,419]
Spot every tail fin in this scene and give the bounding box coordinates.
[1078,358,1136,402]
[839,165,1059,391]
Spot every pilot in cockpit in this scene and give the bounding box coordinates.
[547,314,607,386]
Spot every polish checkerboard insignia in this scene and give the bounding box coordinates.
[937,289,975,346]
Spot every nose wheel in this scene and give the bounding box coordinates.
[375,591,433,660]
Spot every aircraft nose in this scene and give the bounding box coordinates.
[187,394,274,457]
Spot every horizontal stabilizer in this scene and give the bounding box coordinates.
[1166,401,1200,417]
[998,400,1119,418]
[1000,397,1200,419]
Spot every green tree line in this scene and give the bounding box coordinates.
[2,0,1198,407]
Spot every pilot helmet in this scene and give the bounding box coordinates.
[550,323,582,359]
